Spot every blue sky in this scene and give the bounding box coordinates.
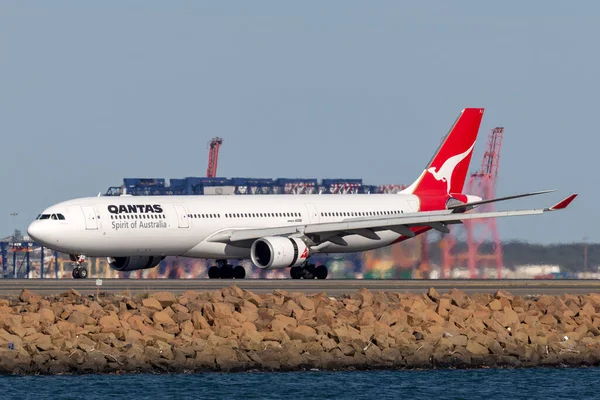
[1,1,597,243]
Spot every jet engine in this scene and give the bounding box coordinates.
[107,256,164,272]
[250,236,308,269]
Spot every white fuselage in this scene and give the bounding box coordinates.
[27,193,423,260]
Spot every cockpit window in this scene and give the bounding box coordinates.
[37,213,66,220]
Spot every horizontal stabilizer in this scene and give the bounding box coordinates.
[449,189,556,213]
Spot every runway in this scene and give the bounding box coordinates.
[1,279,600,296]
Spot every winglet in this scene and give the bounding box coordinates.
[547,194,578,211]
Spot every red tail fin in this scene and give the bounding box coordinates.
[402,108,484,195]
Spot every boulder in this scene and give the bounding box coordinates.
[357,289,374,308]
[214,346,240,371]
[488,299,502,311]
[449,289,469,308]
[540,314,558,327]
[427,287,441,303]
[99,315,121,332]
[142,297,163,311]
[212,303,234,320]
[422,308,445,325]
[271,314,297,331]
[466,341,489,356]
[153,311,177,326]
[240,330,264,351]
[241,290,262,307]
[297,296,315,311]
[151,292,177,308]
[447,334,468,347]
[358,310,376,326]
[67,311,88,327]
[191,311,211,330]
[146,328,175,343]
[334,325,362,343]
[20,289,40,303]
[288,325,317,343]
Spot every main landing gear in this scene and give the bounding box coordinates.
[290,263,328,280]
[208,260,246,279]
[70,254,88,279]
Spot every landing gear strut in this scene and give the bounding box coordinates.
[290,263,328,279]
[71,255,88,279]
[208,260,246,279]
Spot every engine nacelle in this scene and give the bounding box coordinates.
[107,256,164,272]
[250,236,308,269]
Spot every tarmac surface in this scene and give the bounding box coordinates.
[1,279,600,296]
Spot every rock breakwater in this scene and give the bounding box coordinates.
[2,286,600,374]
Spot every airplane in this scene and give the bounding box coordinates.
[27,108,577,279]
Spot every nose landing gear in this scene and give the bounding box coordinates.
[70,254,88,279]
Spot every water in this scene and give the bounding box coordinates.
[0,368,597,400]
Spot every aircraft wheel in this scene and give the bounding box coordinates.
[78,268,88,279]
[208,266,220,279]
[303,264,316,279]
[290,266,302,279]
[72,268,80,279]
[315,265,328,280]
[233,265,246,279]
[220,265,234,279]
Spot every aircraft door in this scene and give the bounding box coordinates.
[81,206,98,230]
[304,203,320,224]
[173,204,189,228]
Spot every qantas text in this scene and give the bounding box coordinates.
[107,204,163,214]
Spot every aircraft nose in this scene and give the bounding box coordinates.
[27,221,47,245]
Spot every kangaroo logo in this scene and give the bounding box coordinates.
[427,142,475,193]
[300,247,308,259]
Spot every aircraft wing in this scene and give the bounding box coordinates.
[207,193,577,246]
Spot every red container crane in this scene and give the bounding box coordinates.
[439,127,505,279]
[206,137,223,178]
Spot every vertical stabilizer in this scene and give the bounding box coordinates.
[401,108,484,196]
